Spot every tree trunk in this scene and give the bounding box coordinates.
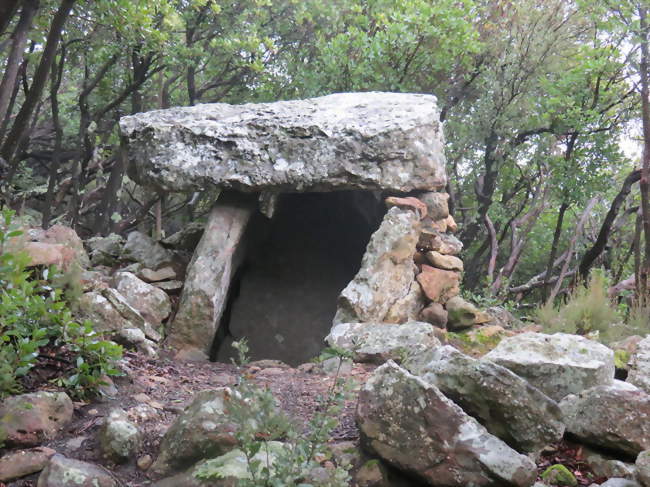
[0,0,21,38]
[0,0,75,170]
[638,4,650,306]
[543,201,569,299]
[578,169,641,279]
[0,0,39,136]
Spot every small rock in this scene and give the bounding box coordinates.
[417,192,449,220]
[320,356,353,375]
[484,332,615,401]
[326,322,441,364]
[153,280,184,292]
[113,271,172,325]
[86,233,124,267]
[628,336,650,394]
[484,306,524,329]
[0,447,56,482]
[446,214,458,233]
[0,391,73,447]
[385,196,428,218]
[37,454,118,487]
[151,389,239,476]
[416,264,460,303]
[541,464,577,486]
[582,447,636,479]
[598,479,641,487]
[100,408,141,463]
[425,250,463,271]
[137,266,177,283]
[418,302,448,328]
[162,222,205,251]
[121,231,175,270]
[445,296,490,331]
[355,459,390,487]
[137,454,153,471]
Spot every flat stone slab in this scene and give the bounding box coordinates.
[120,92,446,193]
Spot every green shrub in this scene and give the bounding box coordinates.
[0,210,122,399]
[194,340,352,486]
[535,270,622,342]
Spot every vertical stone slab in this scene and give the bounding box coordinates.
[333,207,423,325]
[168,195,255,358]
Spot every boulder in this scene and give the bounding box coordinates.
[484,332,615,401]
[101,287,161,341]
[151,389,238,476]
[582,447,637,480]
[113,271,171,325]
[0,447,56,482]
[21,225,90,269]
[326,322,441,364]
[120,92,447,193]
[37,454,117,487]
[113,328,158,357]
[86,233,124,267]
[436,233,464,255]
[425,250,463,271]
[636,450,650,487]
[357,361,537,486]
[0,391,73,447]
[560,383,650,457]
[628,336,650,394]
[416,264,460,303]
[419,302,448,328]
[121,231,175,270]
[169,197,255,357]
[334,207,423,324]
[76,291,130,333]
[410,346,564,453]
[445,296,490,331]
[99,408,141,463]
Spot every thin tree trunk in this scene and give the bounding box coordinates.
[579,169,642,279]
[0,0,21,38]
[485,213,498,285]
[543,201,569,299]
[549,197,598,302]
[0,0,39,136]
[1,0,75,170]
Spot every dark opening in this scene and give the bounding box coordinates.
[212,190,384,365]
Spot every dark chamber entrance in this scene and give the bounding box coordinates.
[213,191,383,365]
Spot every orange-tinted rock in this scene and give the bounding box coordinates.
[385,196,427,219]
[416,265,460,303]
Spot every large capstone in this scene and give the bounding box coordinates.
[119,92,446,193]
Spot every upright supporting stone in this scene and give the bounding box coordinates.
[169,194,255,358]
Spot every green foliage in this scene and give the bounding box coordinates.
[535,270,622,342]
[195,340,352,486]
[0,210,122,399]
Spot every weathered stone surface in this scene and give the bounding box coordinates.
[22,225,90,268]
[114,271,171,325]
[446,214,458,233]
[169,197,255,357]
[326,322,441,364]
[334,207,422,324]
[437,233,464,255]
[0,391,73,447]
[357,361,537,486]
[113,328,158,357]
[152,280,184,292]
[628,336,650,394]
[162,221,205,251]
[637,450,650,487]
[76,291,129,333]
[151,389,238,476]
[484,332,615,401]
[485,306,524,330]
[598,479,642,487]
[100,408,141,463]
[419,302,448,328]
[418,192,449,220]
[560,384,650,456]
[0,447,56,482]
[137,266,177,283]
[411,346,564,454]
[37,455,117,487]
[120,92,446,193]
[86,233,124,267]
[425,250,463,271]
[121,231,175,270]
[154,442,285,487]
[385,196,428,218]
[14,242,78,270]
[582,447,636,480]
[445,296,490,331]
[416,264,460,303]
